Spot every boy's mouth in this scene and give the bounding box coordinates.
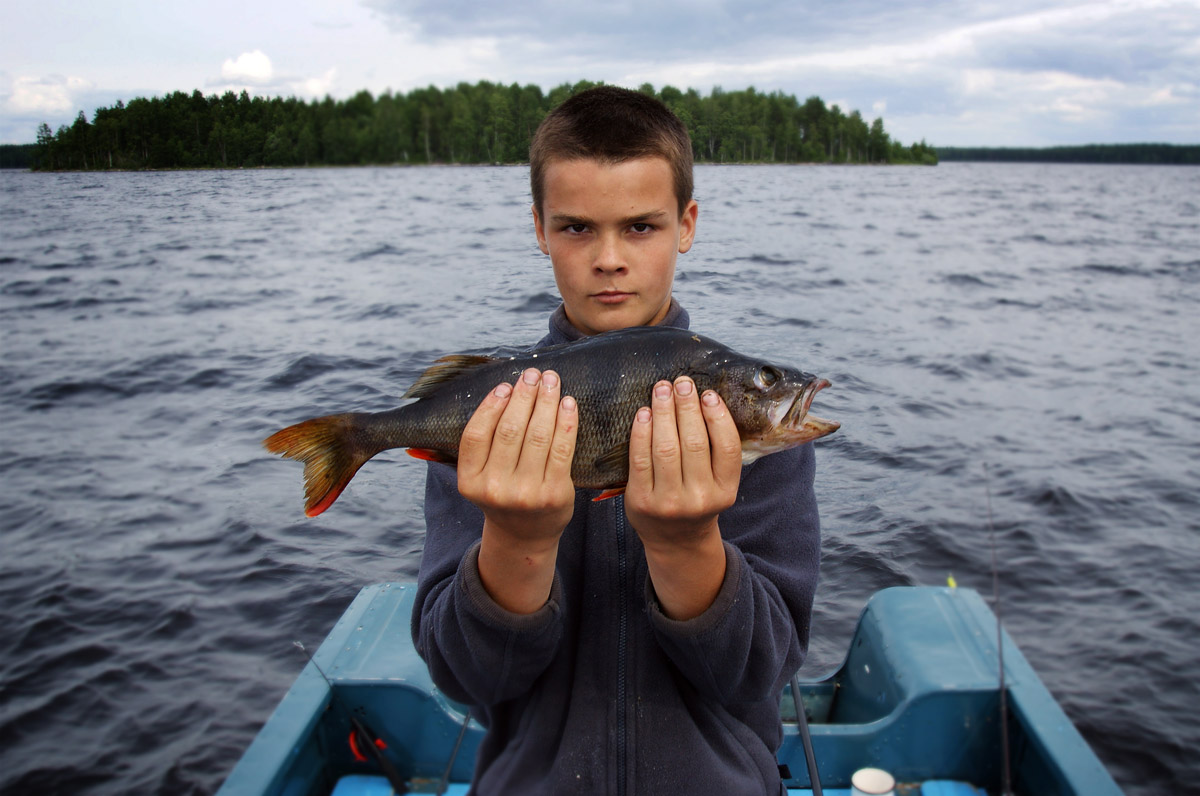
[593,290,634,304]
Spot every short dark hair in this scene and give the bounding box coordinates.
[530,86,694,217]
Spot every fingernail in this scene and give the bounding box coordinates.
[654,382,672,400]
[543,370,558,389]
[637,407,651,423]
[675,378,694,396]
[495,383,512,398]
[523,368,540,385]
[702,390,719,406]
[561,395,576,411]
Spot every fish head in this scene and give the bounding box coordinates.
[712,357,840,462]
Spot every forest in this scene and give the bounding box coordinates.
[0,143,36,168]
[26,80,938,171]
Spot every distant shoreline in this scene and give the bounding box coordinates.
[936,143,1199,165]
[0,159,939,173]
[7,142,1200,172]
[7,158,1200,173]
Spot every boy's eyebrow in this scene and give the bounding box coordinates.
[550,210,671,226]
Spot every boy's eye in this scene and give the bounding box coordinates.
[631,223,652,233]
[566,223,588,234]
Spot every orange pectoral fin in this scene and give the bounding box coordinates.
[406,448,458,465]
[591,486,627,502]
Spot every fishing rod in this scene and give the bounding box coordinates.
[293,641,409,795]
[438,708,472,796]
[984,463,1014,796]
[790,672,823,796]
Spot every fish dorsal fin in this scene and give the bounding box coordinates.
[403,354,496,399]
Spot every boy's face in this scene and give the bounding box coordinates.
[532,156,698,336]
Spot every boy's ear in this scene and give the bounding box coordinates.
[531,202,550,255]
[678,199,699,254]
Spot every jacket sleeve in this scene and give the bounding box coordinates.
[410,462,565,707]
[643,443,821,705]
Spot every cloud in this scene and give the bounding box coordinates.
[360,0,1048,58]
[298,68,338,98]
[0,73,137,142]
[3,74,94,116]
[209,51,336,99]
[964,1,1200,84]
[221,50,274,84]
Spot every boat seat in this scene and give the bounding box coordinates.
[330,774,471,795]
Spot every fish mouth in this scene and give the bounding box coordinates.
[783,378,840,442]
[784,378,829,428]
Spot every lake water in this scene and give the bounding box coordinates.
[1,162,1197,795]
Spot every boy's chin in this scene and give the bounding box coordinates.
[571,304,666,335]
[566,297,672,338]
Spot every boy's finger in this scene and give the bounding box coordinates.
[517,369,562,475]
[545,394,579,483]
[701,390,742,491]
[626,405,654,493]
[671,377,713,486]
[649,380,682,488]
[487,368,541,474]
[457,381,513,477]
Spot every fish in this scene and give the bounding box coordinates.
[263,326,840,517]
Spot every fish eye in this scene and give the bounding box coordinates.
[754,366,780,391]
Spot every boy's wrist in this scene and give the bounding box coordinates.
[637,516,722,558]
[642,523,727,621]
[477,518,562,614]
[481,512,564,556]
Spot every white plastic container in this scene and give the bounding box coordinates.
[850,767,896,796]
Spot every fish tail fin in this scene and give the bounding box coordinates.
[263,414,376,517]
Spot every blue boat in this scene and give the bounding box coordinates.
[218,584,1123,795]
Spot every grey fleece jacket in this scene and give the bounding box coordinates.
[411,302,821,795]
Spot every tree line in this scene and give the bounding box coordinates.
[936,144,1200,165]
[29,80,938,171]
[0,143,37,168]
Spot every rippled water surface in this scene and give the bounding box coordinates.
[1,163,1198,794]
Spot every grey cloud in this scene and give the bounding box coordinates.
[970,11,1200,84]
[362,0,1057,58]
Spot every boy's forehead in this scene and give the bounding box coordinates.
[546,154,673,173]
[541,156,677,207]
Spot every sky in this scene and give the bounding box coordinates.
[2,0,1198,147]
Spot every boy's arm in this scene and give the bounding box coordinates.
[458,369,577,614]
[626,378,820,705]
[411,368,578,707]
[624,376,741,620]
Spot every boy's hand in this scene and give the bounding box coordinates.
[624,377,742,619]
[457,368,578,613]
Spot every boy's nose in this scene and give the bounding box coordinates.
[593,233,627,273]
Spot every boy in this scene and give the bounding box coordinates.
[412,86,821,795]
